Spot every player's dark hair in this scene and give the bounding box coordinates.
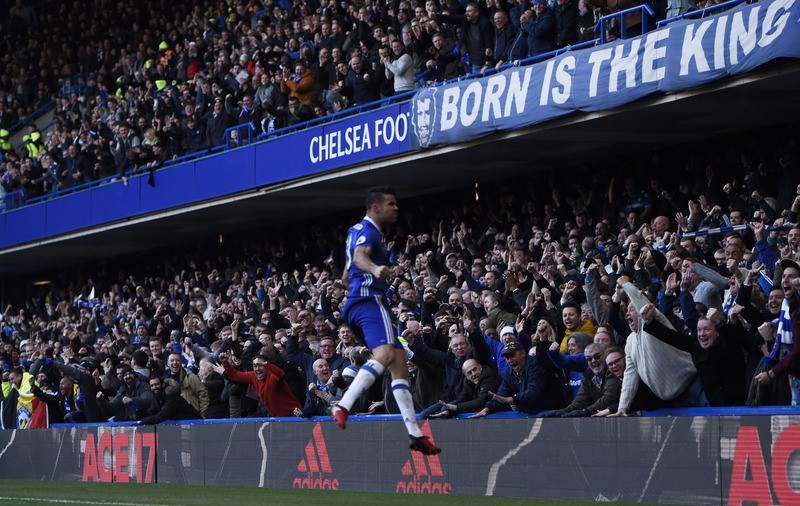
[365,186,396,210]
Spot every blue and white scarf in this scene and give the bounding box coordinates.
[766,298,793,365]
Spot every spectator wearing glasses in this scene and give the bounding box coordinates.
[293,358,343,417]
[287,333,351,385]
[541,343,621,417]
[592,347,626,416]
[219,354,301,417]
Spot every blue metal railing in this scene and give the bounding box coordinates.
[6,71,88,137]
[161,149,210,169]
[6,100,56,136]
[3,189,25,210]
[22,154,214,207]
[594,3,657,43]
[25,174,117,207]
[430,39,601,84]
[224,122,258,149]
[58,72,89,97]
[657,0,750,27]
[256,90,417,142]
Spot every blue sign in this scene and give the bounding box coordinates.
[256,102,413,186]
[410,0,800,147]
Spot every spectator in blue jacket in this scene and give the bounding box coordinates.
[521,0,555,57]
[470,341,565,416]
[486,10,527,72]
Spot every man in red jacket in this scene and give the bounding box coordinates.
[220,354,301,417]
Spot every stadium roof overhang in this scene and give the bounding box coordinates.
[2,59,799,276]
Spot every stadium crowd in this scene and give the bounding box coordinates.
[1,0,691,201]
[1,121,799,428]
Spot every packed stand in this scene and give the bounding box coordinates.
[0,0,626,202]
[1,124,799,428]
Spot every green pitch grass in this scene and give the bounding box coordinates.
[0,480,681,506]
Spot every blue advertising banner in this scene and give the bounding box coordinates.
[255,102,413,186]
[411,0,800,147]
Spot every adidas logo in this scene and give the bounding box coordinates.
[396,421,451,494]
[293,422,340,490]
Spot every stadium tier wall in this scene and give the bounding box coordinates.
[0,102,413,250]
[1,416,798,504]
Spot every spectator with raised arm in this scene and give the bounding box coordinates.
[521,0,555,57]
[611,280,702,416]
[470,341,565,417]
[382,41,416,94]
[542,342,621,417]
[220,353,301,417]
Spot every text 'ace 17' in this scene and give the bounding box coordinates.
[81,431,156,483]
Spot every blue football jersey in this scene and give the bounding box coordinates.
[345,217,389,300]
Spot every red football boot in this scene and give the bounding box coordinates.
[409,435,441,455]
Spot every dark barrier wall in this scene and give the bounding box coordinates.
[2,417,799,504]
[0,425,156,482]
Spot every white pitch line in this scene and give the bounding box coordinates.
[484,418,543,496]
[637,417,679,502]
[0,497,166,506]
[0,429,17,460]
[257,422,270,488]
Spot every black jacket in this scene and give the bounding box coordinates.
[435,13,495,66]
[31,384,75,425]
[553,0,579,47]
[452,365,502,414]
[141,380,201,425]
[202,110,233,147]
[54,362,103,422]
[203,372,229,419]
[99,375,153,421]
[644,319,753,406]
[408,324,491,401]
[487,355,566,414]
